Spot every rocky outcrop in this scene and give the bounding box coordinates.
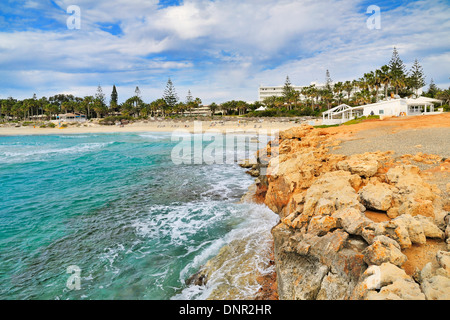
[256,124,450,300]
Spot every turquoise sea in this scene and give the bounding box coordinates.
[0,132,278,300]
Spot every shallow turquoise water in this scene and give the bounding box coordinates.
[0,132,277,300]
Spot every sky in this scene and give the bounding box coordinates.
[0,0,449,104]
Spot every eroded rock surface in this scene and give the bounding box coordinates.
[256,124,450,300]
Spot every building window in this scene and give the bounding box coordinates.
[379,110,384,115]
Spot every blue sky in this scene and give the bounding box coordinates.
[0,0,449,104]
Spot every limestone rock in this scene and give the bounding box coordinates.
[362,238,407,267]
[361,223,387,245]
[316,272,351,300]
[385,165,421,185]
[359,182,395,211]
[262,127,449,301]
[420,262,434,281]
[421,275,450,300]
[380,220,412,249]
[307,215,339,236]
[332,208,371,235]
[238,159,254,168]
[385,165,439,219]
[366,279,425,300]
[393,214,426,245]
[353,263,425,300]
[337,153,381,177]
[303,170,364,217]
[436,251,450,274]
[414,215,445,239]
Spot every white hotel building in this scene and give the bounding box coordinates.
[258,82,327,101]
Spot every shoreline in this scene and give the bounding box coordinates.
[0,119,306,137]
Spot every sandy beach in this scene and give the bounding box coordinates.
[0,119,309,136]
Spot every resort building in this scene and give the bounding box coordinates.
[259,85,309,101]
[322,97,443,125]
[56,113,87,123]
[183,106,212,117]
[258,82,389,102]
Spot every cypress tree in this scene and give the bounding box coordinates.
[110,85,118,109]
[325,70,333,90]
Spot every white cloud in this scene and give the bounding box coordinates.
[0,0,449,103]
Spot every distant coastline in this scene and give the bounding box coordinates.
[0,118,311,136]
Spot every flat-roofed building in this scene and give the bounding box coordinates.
[322,97,443,125]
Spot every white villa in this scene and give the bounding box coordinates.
[322,97,443,125]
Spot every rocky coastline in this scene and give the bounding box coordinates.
[247,124,450,300]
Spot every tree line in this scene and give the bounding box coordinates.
[0,79,202,122]
[0,77,269,122]
[262,47,450,114]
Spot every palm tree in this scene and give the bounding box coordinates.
[321,89,334,109]
[262,96,277,108]
[333,82,344,104]
[437,88,450,105]
[374,69,383,102]
[391,75,406,97]
[343,80,353,101]
[308,85,318,110]
[209,102,218,118]
[237,101,248,116]
[82,96,94,119]
[380,65,391,99]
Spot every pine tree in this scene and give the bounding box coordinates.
[163,78,179,108]
[135,86,141,98]
[95,85,105,105]
[408,59,426,97]
[110,85,118,109]
[388,47,407,96]
[283,76,294,99]
[283,76,296,110]
[186,90,193,104]
[94,85,106,118]
[427,78,438,98]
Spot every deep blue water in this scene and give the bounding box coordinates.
[0,132,277,300]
